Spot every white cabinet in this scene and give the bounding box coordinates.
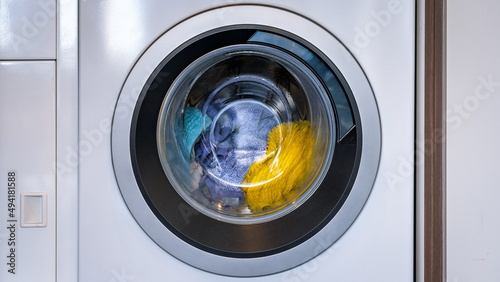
[447,0,500,281]
[0,61,56,282]
[0,0,56,59]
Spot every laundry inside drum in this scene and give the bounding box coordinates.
[157,44,335,224]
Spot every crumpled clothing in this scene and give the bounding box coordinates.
[194,99,278,203]
[179,107,212,160]
[242,120,314,211]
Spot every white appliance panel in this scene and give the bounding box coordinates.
[78,1,414,281]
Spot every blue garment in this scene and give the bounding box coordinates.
[194,99,279,203]
[179,107,212,160]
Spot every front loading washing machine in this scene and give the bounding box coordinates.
[79,1,415,281]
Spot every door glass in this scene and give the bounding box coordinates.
[157,44,335,224]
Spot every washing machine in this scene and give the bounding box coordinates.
[78,1,415,281]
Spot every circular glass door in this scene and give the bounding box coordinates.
[157,43,335,224]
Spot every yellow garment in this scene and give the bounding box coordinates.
[242,121,314,211]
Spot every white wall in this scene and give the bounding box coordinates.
[447,1,500,281]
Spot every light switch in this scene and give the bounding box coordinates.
[21,192,47,227]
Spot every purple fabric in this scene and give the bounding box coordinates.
[193,100,278,203]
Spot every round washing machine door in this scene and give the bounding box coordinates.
[111,5,380,277]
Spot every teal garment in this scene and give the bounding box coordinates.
[180,107,212,160]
